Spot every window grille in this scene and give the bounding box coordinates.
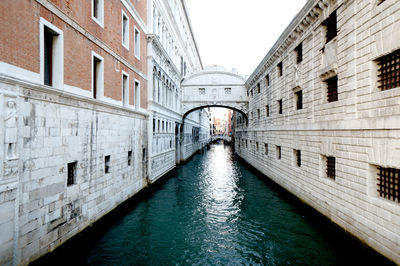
[199,88,205,95]
[296,90,303,110]
[326,75,338,102]
[326,156,335,180]
[67,162,77,186]
[225,88,231,94]
[377,49,400,91]
[266,74,270,87]
[257,83,261,93]
[377,167,400,203]
[295,43,303,64]
[323,10,337,43]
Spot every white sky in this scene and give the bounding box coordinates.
[185,0,307,76]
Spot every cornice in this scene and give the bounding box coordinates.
[246,0,333,87]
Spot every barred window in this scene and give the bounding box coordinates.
[377,49,400,91]
[199,88,205,95]
[265,143,268,155]
[257,83,261,93]
[325,75,338,102]
[377,167,399,203]
[67,161,77,186]
[105,155,111,174]
[326,156,335,180]
[323,10,337,43]
[266,105,270,117]
[257,109,260,120]
[256,142,259,152]
[225,88,231,94]
[266,74,270,87]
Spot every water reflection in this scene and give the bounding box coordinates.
[35,144,393,265]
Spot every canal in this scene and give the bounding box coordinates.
[36,144,392,265]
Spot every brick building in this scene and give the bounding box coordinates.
[0,0,149,264]
[235,0,400,263]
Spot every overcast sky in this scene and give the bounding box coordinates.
[185,0,307,76]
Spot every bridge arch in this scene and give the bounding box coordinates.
[181,66,248,118]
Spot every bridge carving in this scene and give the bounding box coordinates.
[181,66,248,119]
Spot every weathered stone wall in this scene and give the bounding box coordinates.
[236,0,400,263]
[0,76,148,265]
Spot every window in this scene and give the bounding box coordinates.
[134,80,140,108]
[153,119,155,132]
[256,142,259,152]
[377,0,386,5]
[246,140,248,148]
[264,143,268,155]
[295,90,303,110]
[67,161,77,186]
[377,49,400,91]
[295,150,301,167]
[277,62,283,77]
[122,11,129,49]
[326,156,336,180]
[266,74,270,87]
[92,52,104,99]
[325,75,338,102]
[92,0,104,27]
[40,18,63,89]
[225,88,231,94]
[266,105,270,117]
[251,90,254,97]
[257,83,261,93]
[278,99,282,114]
[257,109,260,120]
[122,72,129,106]
[199,88,206,95]
[295,43,303,64]
[134,27,140,59]
[251,112,253,120]
[128,151,132,166]
[105,155,110,174]
[276,146,281,160]
[376,166,399,203]
[323,10,337,44]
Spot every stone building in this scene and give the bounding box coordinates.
[0,0,150,264]
[235,0,400,263]
[147,0,209,181]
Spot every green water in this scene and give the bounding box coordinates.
[37,144,392,265]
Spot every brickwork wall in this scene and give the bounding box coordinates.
[0,0,147,108]
[237,0,400,263]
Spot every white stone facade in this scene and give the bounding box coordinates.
[235,0,400,263]
[147,0,209,182]
[0,76,148,265]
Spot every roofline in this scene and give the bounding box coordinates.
[246,0,319,86]
[181,0,203,69]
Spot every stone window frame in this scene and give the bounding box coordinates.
[91,51,104,100]
[134,79,141,109]
[122,70,129,107]
[91,0,104,28]
[122,10,130,50]
[276,145,281,160]
[40,17,64,90]
[293,86,303,110]
[134,26,141,60]
[294,43,303,64]
[67,161,77,186]
[322,10,337,44]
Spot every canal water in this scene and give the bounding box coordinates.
[37,144,392,265]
